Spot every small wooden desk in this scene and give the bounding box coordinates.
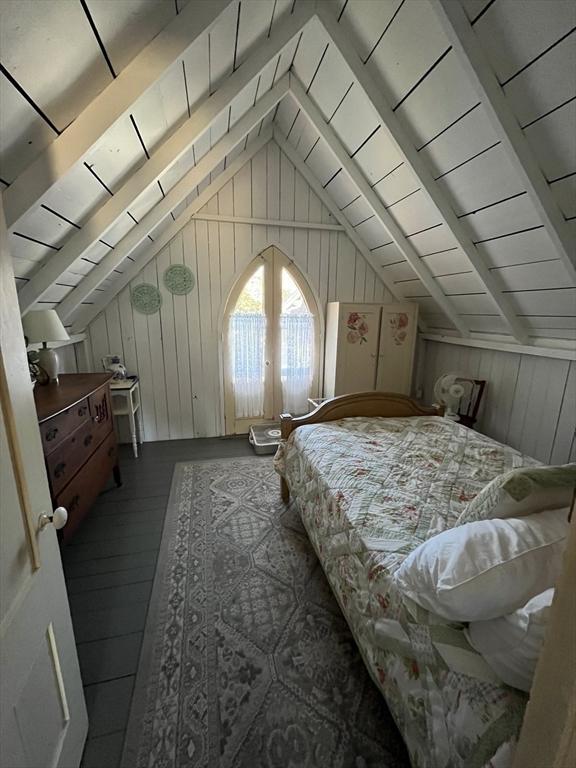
[110,378,142,457]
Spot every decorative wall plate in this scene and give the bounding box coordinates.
[131,283,162,314]
[164,264,195,295]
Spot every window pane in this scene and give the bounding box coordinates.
[282,267,308,314]
[230,265,266,418]
[234,265,264,314]
[280,268,314,415]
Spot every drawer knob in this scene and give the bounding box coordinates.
[93,415,101,423]
[54,462,66,478]
[38,506,68,531]
[46,427,59,441]
[84,434,93,447]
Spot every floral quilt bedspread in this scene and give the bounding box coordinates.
[274,416,540,768]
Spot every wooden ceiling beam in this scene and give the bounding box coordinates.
[3,0,232,230]
[289,76,464,335]
[57,79,288,321]
[432,0,576,283]
[70,128,273,333]
[17,4,313,315]
[317,3,529,344]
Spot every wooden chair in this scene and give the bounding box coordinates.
[457,379,486,429]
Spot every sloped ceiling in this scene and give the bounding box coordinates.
[1,0,574,347]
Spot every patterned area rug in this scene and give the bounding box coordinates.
[122,457,409,768]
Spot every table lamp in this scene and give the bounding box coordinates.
[22,309,70,383]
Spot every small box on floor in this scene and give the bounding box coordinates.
[248,423,282,454]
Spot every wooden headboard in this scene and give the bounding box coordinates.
[280,391,442,440]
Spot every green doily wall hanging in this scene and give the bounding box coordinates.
[131,283,162,314]
[163,264,195,295]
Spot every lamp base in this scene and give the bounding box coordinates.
[38,346,60,383]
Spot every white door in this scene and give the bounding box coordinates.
[376,302,419,395]
[0,203,88,767]
[224,246,320,433]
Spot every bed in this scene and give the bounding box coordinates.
[274,393,540,768]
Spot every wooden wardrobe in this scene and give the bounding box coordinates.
[323,302,418,398]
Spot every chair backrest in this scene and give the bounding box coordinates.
[458,379,486,427]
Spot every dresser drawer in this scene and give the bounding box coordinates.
[40,398,90,454]
[56,431,118,543]
[46,418,104,497]
[89,385,113,446]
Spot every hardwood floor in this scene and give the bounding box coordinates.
[62,436,253,768]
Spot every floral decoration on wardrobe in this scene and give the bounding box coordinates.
[389,313,409,346]
[346,312,369,344]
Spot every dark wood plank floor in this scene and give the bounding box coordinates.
[62,436,253,768]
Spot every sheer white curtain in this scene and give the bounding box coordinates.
[281,313,314,415]
[230,314,267,418]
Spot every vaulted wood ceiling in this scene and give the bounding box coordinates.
[1,0,574,347]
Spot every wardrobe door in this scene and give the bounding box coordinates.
[376,303,418,395]
[334,303,381,395]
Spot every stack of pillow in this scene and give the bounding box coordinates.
[394,464,576,692]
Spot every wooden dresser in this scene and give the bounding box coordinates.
[34,373,121,542]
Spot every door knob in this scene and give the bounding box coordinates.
[38,507,68,531]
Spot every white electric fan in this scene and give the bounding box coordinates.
[433,373,474,421]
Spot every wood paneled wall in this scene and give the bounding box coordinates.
[420,340,576,463]
[85,141,392,441]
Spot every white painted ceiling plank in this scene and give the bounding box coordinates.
[208,1,238,93]
[290,81,467,334]
[353,128,404,188]
[422,249,472,277]
[409,225,459,257]
[394,51,480,149]
[84,0,177,75]
[318,3,530,343]
[458,195,542,244]
[418,104,497,178]
[70,131,273,333]
[436,145,525,218]
[3,0,231,230]
[0,0,112,131]
[17,6,313,314]
[307,43,353,122]
[503,33,576,128]
[363,0,449,108]
[469,0,575,84]
[83,115,146,193]
[34,163,109,227]
[335,0,404,64]
[476,229,566,270]
[523,100,576,181]
[504,289,576,318]
[57,84,286,320]
[329,83,380,155]
[432,0,576,284]
[273,129,415,321]
[490,260,574,292]
[131,64,189,156]
[551,176,576,220]
[0,78,55,183]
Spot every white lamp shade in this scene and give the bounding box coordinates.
[22,309,70,344]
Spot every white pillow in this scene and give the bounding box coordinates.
[394,507,568,622]
[466,589,553,692]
